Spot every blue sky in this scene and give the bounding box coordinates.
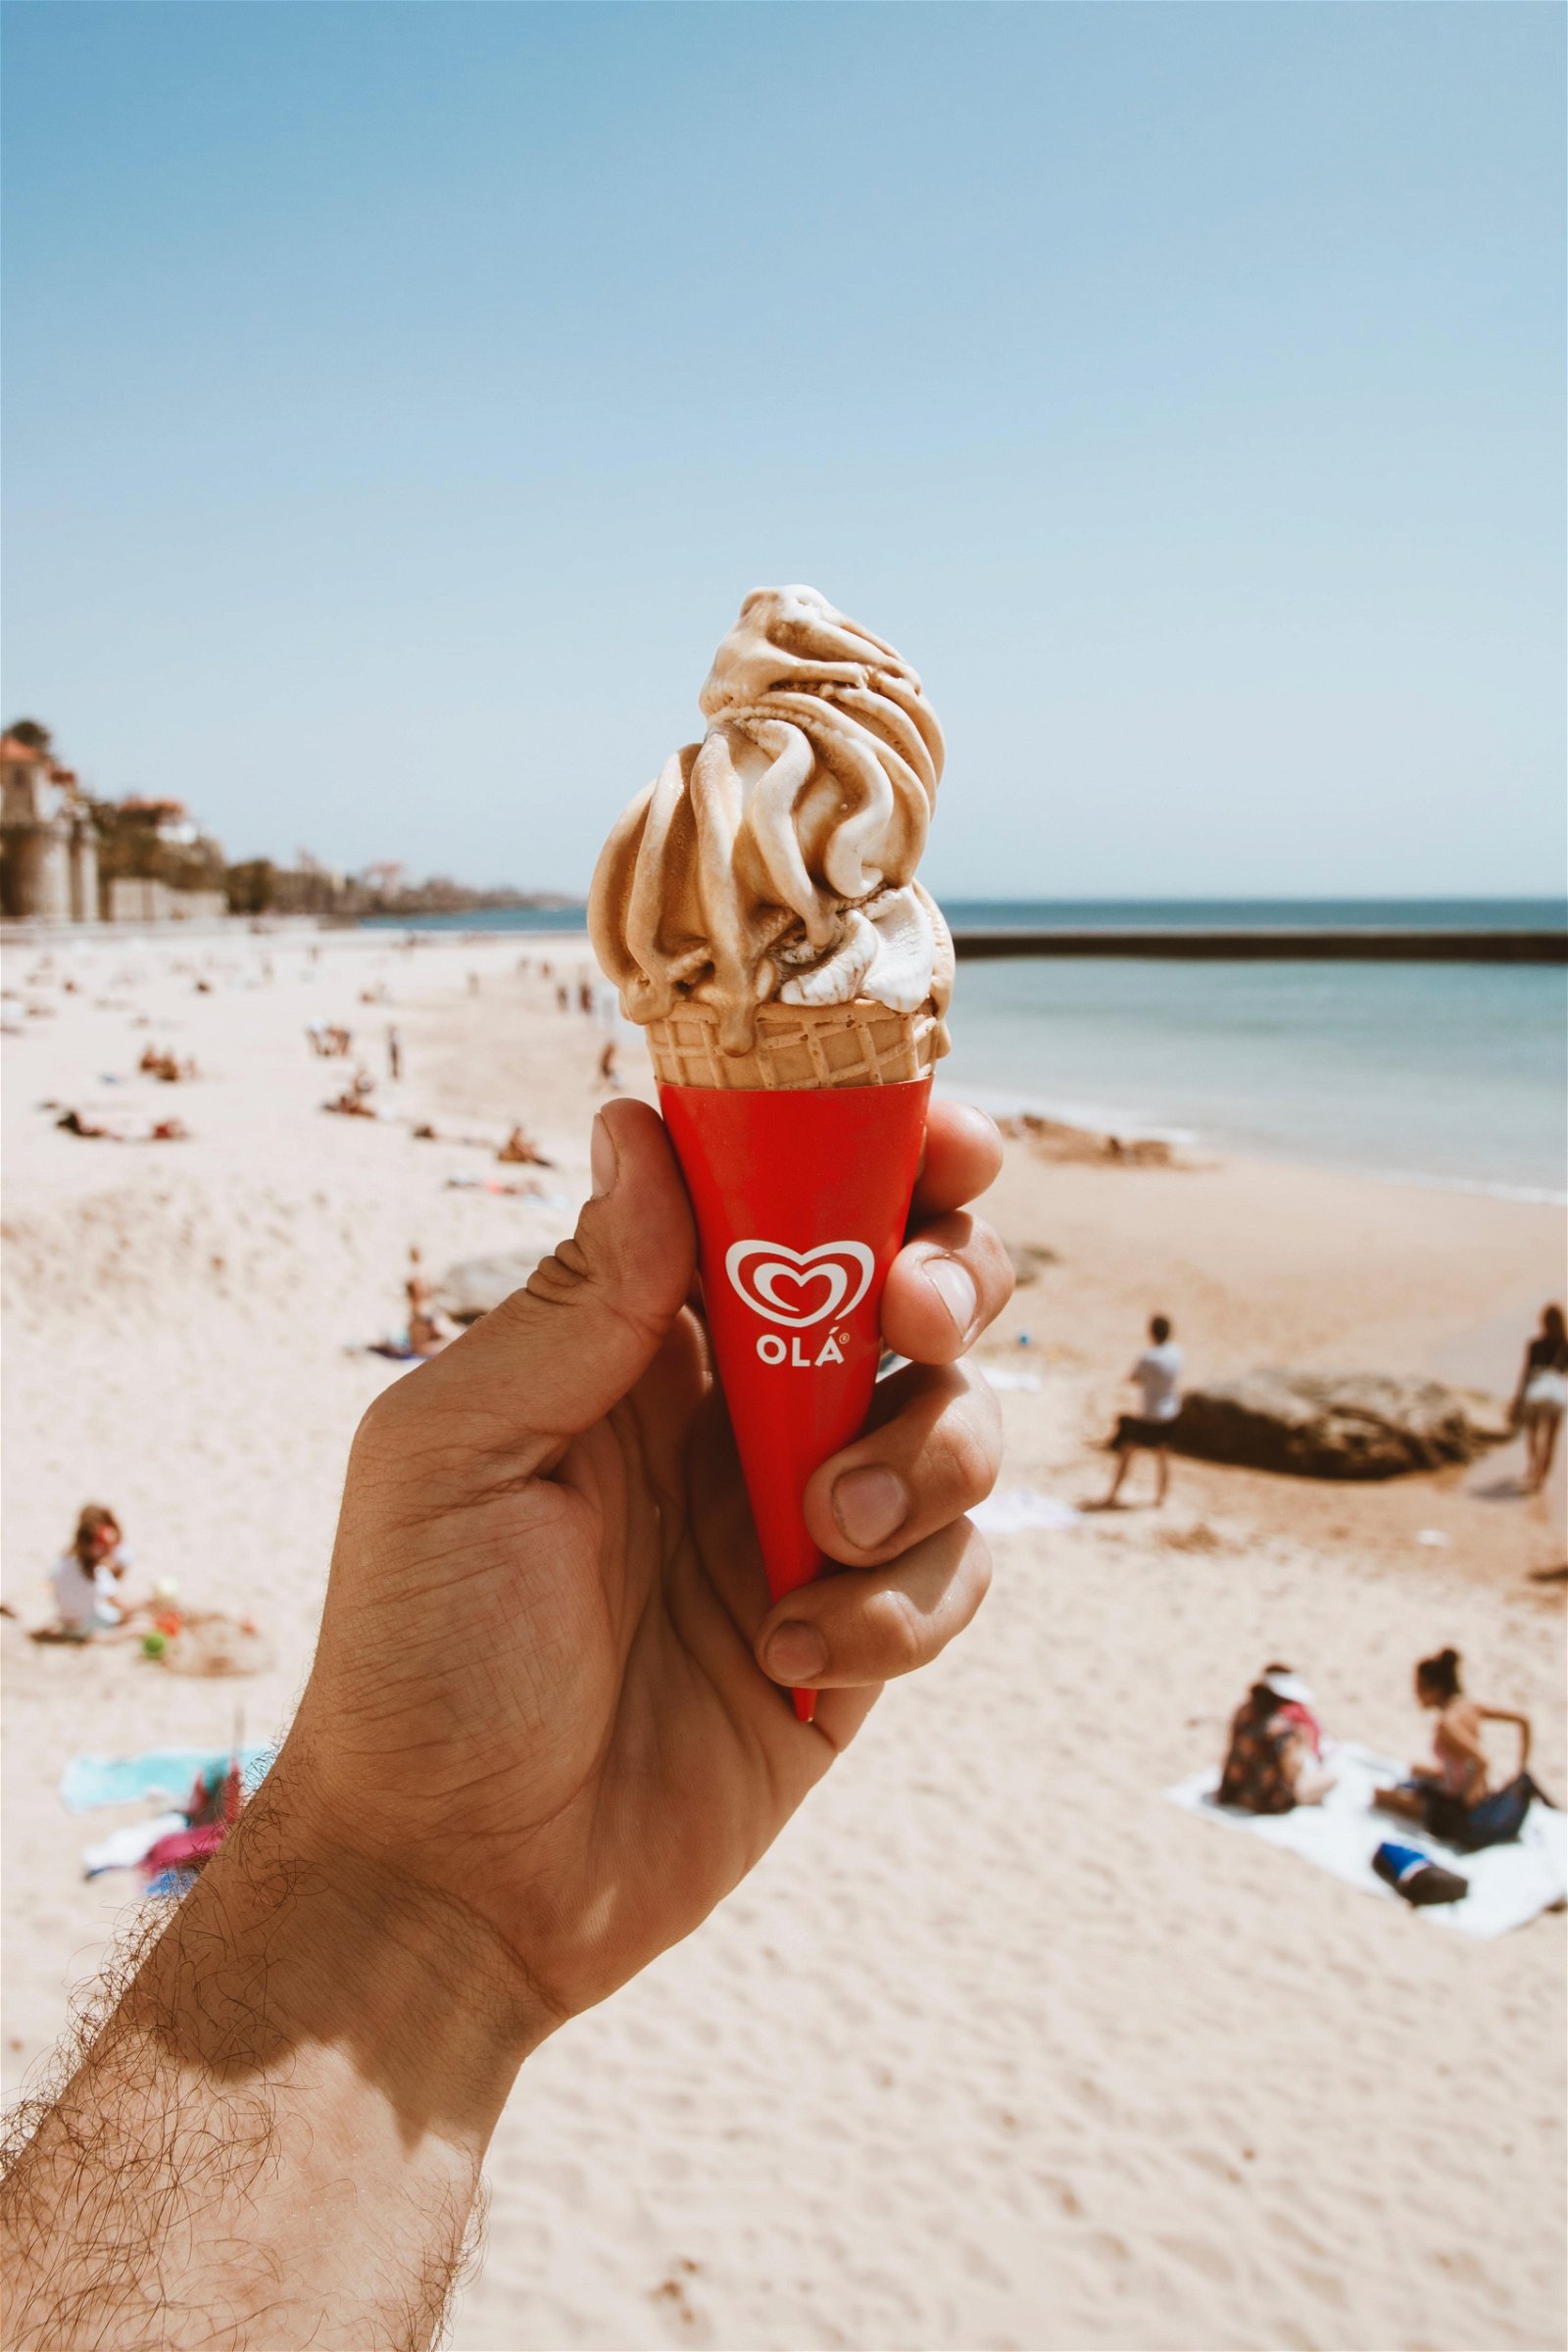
[4,2,1562,898]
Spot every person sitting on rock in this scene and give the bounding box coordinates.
[1217,1667,1335,1813]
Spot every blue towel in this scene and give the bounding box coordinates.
[60,1746,272,1814]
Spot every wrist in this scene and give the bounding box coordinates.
[137,1746,550,2146]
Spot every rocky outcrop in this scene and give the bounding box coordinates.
[1170,1370,1512,1481]
[998,1113,1177,1168]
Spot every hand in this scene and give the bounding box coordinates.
[286,1096,1010,2034]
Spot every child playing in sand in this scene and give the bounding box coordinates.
[46,1506,143,1640]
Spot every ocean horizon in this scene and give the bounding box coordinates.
[366,900,1568,1200]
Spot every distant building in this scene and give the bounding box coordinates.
[0,727,98,923]
[105,878,228,924]
[115,796,201,850]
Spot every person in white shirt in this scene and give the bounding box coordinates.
[47,1504,138,1639]
[1100,1314,1184,1507]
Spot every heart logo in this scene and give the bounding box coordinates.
[724,1238,875,1330]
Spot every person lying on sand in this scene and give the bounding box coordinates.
[0,1098,1010,2352]
[1095,1314,1183,1507]
[55,1108,190,1143]
[498,1123,554,1166]
[40,1506,147,1642]
[1217,1666,1335,1813]
[1373,1648,1533,1838]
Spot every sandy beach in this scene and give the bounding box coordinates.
[3,926,1563,2352]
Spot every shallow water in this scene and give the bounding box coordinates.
[373,901,1568,1197]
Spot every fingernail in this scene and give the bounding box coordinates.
[831,1463,908,1549]
[926,1255,977,1340]
[763,1620,828,1684]
[590,1112,617,1199]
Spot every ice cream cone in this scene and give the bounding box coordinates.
[588,584,955,1722]
[658,1065,932,1721]
[647,998,943,1092]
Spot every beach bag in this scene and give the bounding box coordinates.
[1373,1841,1469,1908]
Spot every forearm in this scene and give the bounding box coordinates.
[1,1757,545,2352]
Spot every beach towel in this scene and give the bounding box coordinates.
[61,1745,271,1814]
[82,1813,186,1877]
[973,1488,1083,1535]
[1167,1740,1566,1939]
[142,1823,228,1875]
[144,1867,200,1900]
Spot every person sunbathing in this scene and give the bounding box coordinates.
[139,1046,196,1083]
[498,1124,553,1166]
[324,1071,378,1117]
[1373,1648,1532,1837]
[1217,1666,1335,1813]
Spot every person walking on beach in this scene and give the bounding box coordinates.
[1510,1302,1568,1492]
[386,1025,402,1083]
[0,1097,1009,2352]
[1100,1313,1183,1507]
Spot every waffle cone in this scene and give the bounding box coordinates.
[646,998,941,1091]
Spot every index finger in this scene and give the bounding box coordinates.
[911,1100,1004,1220]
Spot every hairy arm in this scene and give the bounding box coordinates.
[1,1098,1007,2352]
[0,1757,544,2352]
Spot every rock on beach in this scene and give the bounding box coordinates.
[1171,1368,1512,1480]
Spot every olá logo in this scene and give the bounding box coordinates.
[725,1239,875,1367]
[724,1239,875,1329]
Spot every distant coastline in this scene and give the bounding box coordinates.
[358,894,1568,937]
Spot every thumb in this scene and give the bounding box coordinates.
[453,1097,696,1469]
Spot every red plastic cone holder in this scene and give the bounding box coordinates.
[659,1075,932,1720]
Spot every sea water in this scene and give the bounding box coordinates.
[370,901,1567,1200]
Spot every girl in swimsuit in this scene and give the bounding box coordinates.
[1373,1647,1532,1827]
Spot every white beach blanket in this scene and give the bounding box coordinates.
[1168,1740,1567,1939]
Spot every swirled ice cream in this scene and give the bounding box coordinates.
[589,586,952,1066]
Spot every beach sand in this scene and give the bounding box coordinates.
[3,927,1563,2352]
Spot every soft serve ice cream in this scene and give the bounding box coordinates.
[589,585,953,1066]
[590,587,952,1713]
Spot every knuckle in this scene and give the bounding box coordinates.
[864,1588,930,1677]
[932,1403,1000,1508]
